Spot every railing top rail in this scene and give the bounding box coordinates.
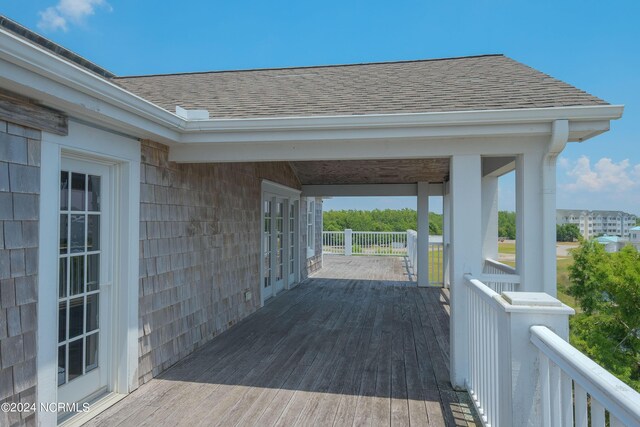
[485,258,517,274]
[351,231,407,235]
[530,325,640,425]
[464,274,501,307]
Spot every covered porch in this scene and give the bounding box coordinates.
[85,256,479,426]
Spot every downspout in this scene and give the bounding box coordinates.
[542,119,569,296]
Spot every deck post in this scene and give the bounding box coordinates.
[515,150,545,292]
[417,182,430,287]
[449,155,482,389]
[344,228,353,256]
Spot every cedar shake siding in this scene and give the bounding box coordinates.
[137,140,305,384]
[0,120,40,427]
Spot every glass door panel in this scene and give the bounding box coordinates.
[57,160,110,411]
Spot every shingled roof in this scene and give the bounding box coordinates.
[113,55,608,119]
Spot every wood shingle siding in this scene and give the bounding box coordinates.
[0,119,40,427]
[137,140,304,385]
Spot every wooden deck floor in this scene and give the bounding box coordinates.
[86,256,479,427]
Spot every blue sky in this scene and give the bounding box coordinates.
[3,0,639,214]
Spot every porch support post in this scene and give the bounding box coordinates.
[443,182,451,287]
[450,155,482,389]
[481,175,499,262]
[515,150,545,292]
[417,181,430,287]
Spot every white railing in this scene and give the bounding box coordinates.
[322,230,407,256]
[464,274,509,427]
[322,231,345,254]
[405,230,444,285]
[464,273,640,426]
[482,258,520,293]
[531,325,640,427]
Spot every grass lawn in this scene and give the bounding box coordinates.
[497,241,516,254]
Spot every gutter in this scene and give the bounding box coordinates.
[541,120,570,296]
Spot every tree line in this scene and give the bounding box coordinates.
[323,209,443,234]
[324,209,580,242]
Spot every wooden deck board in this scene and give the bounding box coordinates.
[86,256,479,427]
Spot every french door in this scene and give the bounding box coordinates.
[57,158,111,408]
[262,192,298,301]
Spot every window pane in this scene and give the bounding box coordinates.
[85,333,98,372]
[86,254,99,292]
[87,215,100,251]
[70,173,86,211]
[68,338,83,381]
[69,256,84,296]
[59,258,67,298]
[68,297,84,339]
[87,175,101,212]
[58,345,66,386]
[60,214,68,254]
[58,301,67,343]
[86,294,99,332]
[60,171,69,211]
[70,214,85,253]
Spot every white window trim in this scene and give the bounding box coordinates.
[306,197,316,259]
[38,121,140,427]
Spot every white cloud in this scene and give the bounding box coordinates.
[38,0,110,32]
[562,156,640,193]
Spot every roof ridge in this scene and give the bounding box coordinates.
[113,54,505,79]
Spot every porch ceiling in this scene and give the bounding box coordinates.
[290,158,449,185]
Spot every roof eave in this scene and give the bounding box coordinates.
[0,27,624,147]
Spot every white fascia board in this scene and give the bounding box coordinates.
[183,104,624,132]
[0,29,185,142]
[179,106,623,145]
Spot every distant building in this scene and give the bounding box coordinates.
[630,226,640,251]
[556,209,637,239]
[595,235,627,253]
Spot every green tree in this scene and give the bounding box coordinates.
[498,211,516,239]
[568,241,640,391]
[556,223,580,242]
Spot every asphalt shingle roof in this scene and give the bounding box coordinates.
[113,55,608,119]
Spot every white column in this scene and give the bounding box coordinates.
[450,155,482,389]
[481,175,499,262]
[417,182,430,287]
[443,182,451,288]
[515,151,544,292]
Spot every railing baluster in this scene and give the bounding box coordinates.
[575,383,588,427]
[540,353,551,427]
[561,372,574,427]
[550,360,561,427]
[591,399,605,427]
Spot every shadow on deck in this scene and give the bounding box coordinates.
[86,256,479,427]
